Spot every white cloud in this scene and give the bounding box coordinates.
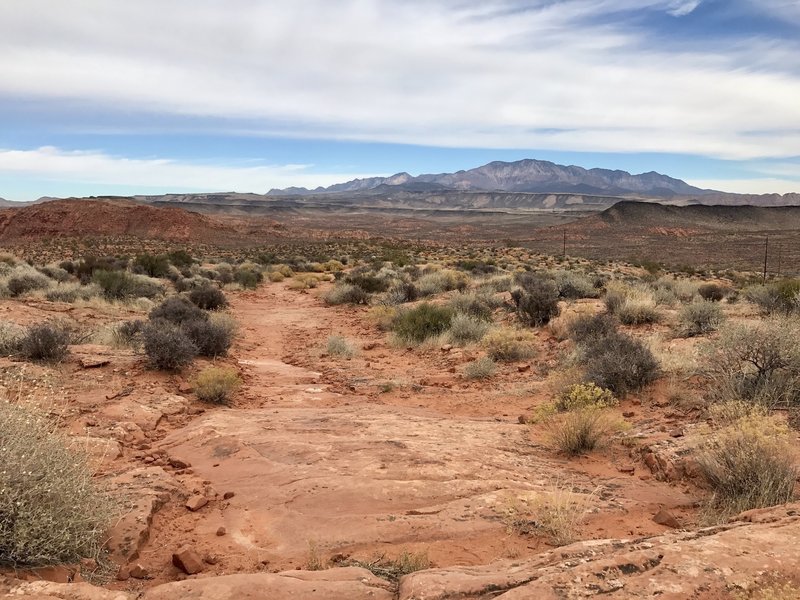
[687,178,800,194]
[0,1,797,160]
[0,147,373,193]
[667,1,702,16]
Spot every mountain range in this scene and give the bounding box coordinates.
[268,159,710,198]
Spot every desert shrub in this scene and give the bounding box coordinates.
[704,320,800,407]
[603,284,627,314]
[181,316,235,357]
[37,265,71,283]
[166,249,194,268]
[188,286,228,310]
[476,275,513,294]
[551,270,599,299]
[745,280,800,315]
[384,282,418,305]
[447,313,490,345]
[697,414,797,517]
[416,269,469,297]
[326,335,357,358]
[0,322,24,356]
[344,272,390,293]
[507,486,596,546]
[555,383,617,412]
[464,356,497,379]
[707,399,770,427]
[653,286,678,307]
[142,320,197,370]
[548,407,617,456]
[567,313,617,346]
[93,270,163,300]
[174,275,215,292]
[0,402,111,566]
[267,271,285,283]
[678,299,725,337]
[392,303,454,343]
[233,264,263,289]
[18,321,71,362]
[698,283,725,302]
[448,292,498,321]
[582,332,660,396]
[111,319,145,347]
[483,327,537,361]
[133,253,170,278]
[44,283,102,303]
[7,271,51,297]
[615,288,661,326]
[512,275,560,327]
[74,255,127,284]
[367,305,397,331]
[324,283,370,305]
[150,296,207,325]
[193,367,241,404]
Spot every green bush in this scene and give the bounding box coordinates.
[133,253,170,278]
[567,313,617,346]
[142,320,197,370]
[392,303,454,343]
[0,402,112,566]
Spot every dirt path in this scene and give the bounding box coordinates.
[136,282,696,579]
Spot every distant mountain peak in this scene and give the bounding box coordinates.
[267,158,709,198]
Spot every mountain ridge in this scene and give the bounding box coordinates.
[268,158,711,198]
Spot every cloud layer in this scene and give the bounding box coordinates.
[0,0,798,196]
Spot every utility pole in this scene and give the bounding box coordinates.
[763,236,769,284]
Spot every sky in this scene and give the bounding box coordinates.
[1,0,799,201]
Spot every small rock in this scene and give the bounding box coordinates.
[223,491,235,500]
[172,547,205,574]
[129,564,150,579]
[622,411,636,418]
[517,415,528,424]
[653,508,681,529]
[169,457,191,469]
[116,566,130,581]
[441,344,453,352]
[670,428,685,438]
[216,527,227,536]
[80,356,111,369]
[618,465,636,474]
[517,364,531,373]
[178,382,193,394]
[204,554,219,565]
[185,495,209,511]
[363,342,377,351]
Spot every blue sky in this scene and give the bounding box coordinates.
[0,0,799,200]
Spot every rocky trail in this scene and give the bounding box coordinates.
[2,282,798,599]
